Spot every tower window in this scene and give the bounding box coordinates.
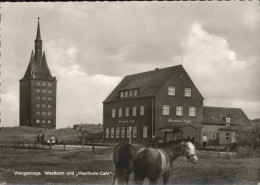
[42,104,46,108]
[42,82,46,86]
[42,119,46,123]
[121,127,125,138]
[42,89,46,93]
[133,126,137,138]
[118,108,122,117]
[36,82,41,86]
[125,107,129,117]
[36,119,40,123]
[48,97,52,101]
[112,109,116,118]
[42,97,46,100]
[48,104,51,108]
[47,120,52,124]
[36,104,40,108]
[133,107,137,116]
[226,118,231,123]
[47,112,51,116]
[36,89,41,93]
[116,127,120,138]
[36,96,40,100]
[36,111,40,115]
[48,83,52,87]
[143,126,148,138]
[111,127,115,138]
[127,127,131,138]
[48,90,52,93]
[105,128,110,138]
[42,112,46,115]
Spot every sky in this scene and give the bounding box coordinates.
[1,2,260,128]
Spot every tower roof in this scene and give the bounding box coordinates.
[36,17,41,40]
[22,18,55,81]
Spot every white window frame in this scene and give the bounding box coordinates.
[112,109,116,118]
[140,106,144,116]
[132,107,137,116]
[42,112,46,116]
[111,127,115,138]
[48,104,51,108]
[36,96,40,100]
[42,89,46,93]
[133,89,138,97]
[127,126,131,138]
[189,107,196,117]
[143,126,148,138]
[116,127,120,138]
[36,104,40,108]
[48,90,52,94]
[47,120,52,124]
[36,82,41,86]
[106,128,110,138]
[48,82,52,87]
[42,97,46,100]
[36,119,40,123]
[125,91,129,98]
[120,91,124,98]
[36,111,40,115]
[226,118,231,123]
[168,86,175,96]
[176,106,183,116]
[129,90,133,97]
[42,82,46,86]
[162,105,170,115]
[133,126,137,138]
[48,97,52,101]
[118,108,122,117]
[47,112,51,116]
[184,88,192,97]
[36,89,41,93]
[125,107,129,117]
[42,119,46,123]
[42,104,46,108]
[121,127,125,138]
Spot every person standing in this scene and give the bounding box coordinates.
[202,134,208,150]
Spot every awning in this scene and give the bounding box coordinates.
[159,124,197,132]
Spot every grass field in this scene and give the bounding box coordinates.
[0,146,259,184]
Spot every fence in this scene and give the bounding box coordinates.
[0,139,117,152]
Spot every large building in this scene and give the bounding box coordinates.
[20,18,57,129]
[103,65,204,144]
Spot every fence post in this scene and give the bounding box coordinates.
[50,143,52,150]
[29,142,30,148]
[63,142,66,151]
[218,144,220,158]
[92,144,94,153]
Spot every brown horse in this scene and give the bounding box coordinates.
[112,143,136,185]
[133,138,198,185]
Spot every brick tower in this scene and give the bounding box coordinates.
[20,18,57,129]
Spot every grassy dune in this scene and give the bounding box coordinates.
[0,147,259,184]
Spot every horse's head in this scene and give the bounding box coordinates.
[183,140,198,164]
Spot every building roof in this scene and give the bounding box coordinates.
[203,106,251,126]
[104,65,203,102]
[251,118,260,127]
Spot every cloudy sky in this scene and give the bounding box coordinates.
[1,2,260,128]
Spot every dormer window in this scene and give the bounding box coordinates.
[129,90,133,97]
[133,89,138,97]
[125,91,129,98]
[120,91,124,98]
[168,86,175,96]
[119,89,139,99]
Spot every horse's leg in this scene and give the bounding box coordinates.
[149,177,158,185]
[163,172,170,185]
[134,175,145,185]
[125,173,130,185]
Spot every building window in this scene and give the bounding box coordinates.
[140,106,144,116]
[133,107,137,116]
[189,107,196,117]
[42,112,46,116]
[48,97,52,101]
[226,118,231,123]
[47,112,51,116]
[162,105,170,115]
[116,127,120,138]
[36,119,40,123]
[47,120,52,124]
[36,96,40,100]
[36,89,40,93]
[48,82,52,87]
[168,86,175,96]
[184,88,191,97]
[133,126,137,138]
[48,104,51,108]
[125,91,129,98]
[112,109,116,118]
[118,108,122,117]
[225,133,230,140]
[133,89,138,97]
[36,111,40,115]
[211,134,216,139]
[42,89,46,93]
[176,106,183,116]
[36,104,40,108]
[129,90,133,97]
[48,90,52,93]
[111,127,115,138]
[120,91,124,98]
[121,127,125,138]
[42,82,46,86]
[42,97,46,100]
[125,107,129,117]
[127,127,131,138]
[42,104,46,108]
[36,82,41,86]
[42,119,46,123]
[143,126,148,138]
[106,128,110,138]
